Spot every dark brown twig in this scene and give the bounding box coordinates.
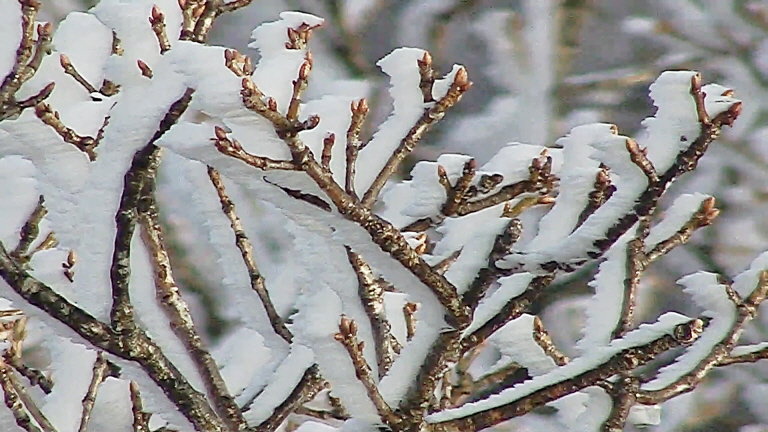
[436,319,704,429]
[149,5,172,54]
[129,381,151,432]
[207,166,294,343]
[78,352,108,432]
[0,362,42,432]
[34,103,98,161]
[360,65,471,208]
[345,248,401,375]
[138,183,247,431]
[10,196,46,261]
[334,317,402,429]
[59,54,97,93]
[212,127,299,171]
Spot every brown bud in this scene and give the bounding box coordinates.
[298,60,311,80]
[242,56,253,75]
[324,133,335,145]
[267,97,278,112]
[224,49,234,62]
[453,67,470,91]
[437,165,447,178]
[418,51,432,68]
[151,5,164,22]
[137,59,153,78]
[59,54,72,69]
[66,249,77,268]
[690,73,703,93]
[214,126,228,141]
[38,22,52,37]
[39,82,55,99]
[303,114,320,130]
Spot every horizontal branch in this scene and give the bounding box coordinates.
[434,319,704,429]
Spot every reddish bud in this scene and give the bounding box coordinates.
[214,126,228,141]
[418,51,432,68]
[192,4,205,19]
[37,22,52,37]
[137,59,153,78]
[453,67,471,91]
[39,82,55,98]
[298,60,311,80]
[59,54,71,69]
[151,5,164,22]
[267,97,278,112]
[242,56,253,75]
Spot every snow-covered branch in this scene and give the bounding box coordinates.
[0,1,765,431]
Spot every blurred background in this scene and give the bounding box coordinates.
[41,1,768,431]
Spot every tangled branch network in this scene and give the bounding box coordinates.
[0,1,764,432]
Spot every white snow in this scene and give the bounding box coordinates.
[528,124,607,250]
[463,273,535,338]
[248,12,323,114]
[488,314,557,376]
[0,0,22,83]
[354,47,428,192]
[575,230,635,353]
[243,344,314,425]
[644,193,711,248]
[643,272,735,391]
[639,71,702,173]
[428,312,692,423]
[42,337,98,432]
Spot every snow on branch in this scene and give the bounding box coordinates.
[0,1,763,432]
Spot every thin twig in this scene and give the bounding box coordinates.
[436,319,704,429]
[602,376,639,432]
[207,167,293,343]
[0,241,226,432]
[532,316,569,366]
[0,363,42,432]
[78,352,108,432]
[138,183,248,431]
[345,248,400,375]
[360,65,471,208]
[611,219,650,340]
[59,54,97,93]
[34,103,98,161]
[11,196,46,261]
[5,355,52,394]
[335,317,402,429]
[638,272,768,404]
[0,362,56,432]
[644,197,719,263]
[149,5,172,54]
[129,381,151,432]
[212,127,298,171]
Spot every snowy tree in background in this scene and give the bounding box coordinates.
[0,1,765,432]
